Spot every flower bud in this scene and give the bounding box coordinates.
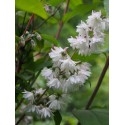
[35,32,42,41]
[31,39,36,47]
[20,36,25,46]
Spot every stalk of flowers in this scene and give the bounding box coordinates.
[68,10,109,55]
[21,10,108,119]
[22,46,91,118]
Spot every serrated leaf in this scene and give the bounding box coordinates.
[15,0,48,19]
[54,110,62,125]
[41,34,60,46]
[73,109,109,125]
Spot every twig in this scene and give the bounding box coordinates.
[85,56,109,109]
[23,14,34,35]
[35,4,62,30]
[16,14,34,73]
[15,113,25,125]
[15,98,24,111]
[36,87,49,104]
[29,69,42,87]
[55,0,70,39]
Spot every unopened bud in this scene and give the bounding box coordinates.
[26,31,29,34]
[44,5,51,13]
[35,32,42,41]
[31,39,36,47]
[20,36,25,46]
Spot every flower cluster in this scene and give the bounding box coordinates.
[42,46,91,92]
[68,11,109,55]
[22,89,69,118]
[22,46,91,118]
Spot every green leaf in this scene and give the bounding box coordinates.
[23,57,52,72]
[69,0,83,9]
[73,109,109,125]
[15,0,48,19]
[54,110,62,125]
[104,0,109,16]
[41,34,60,46]
[47,0,63,6]
[16,73,33,81]
[63,3,101,22]
[15,35,20,43]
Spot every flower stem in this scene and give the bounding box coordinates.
[85,56,109,109]
[36,87,49,104]
[23,14,34,35]
[55,0,70,39]
[35,4,62,30]
[15,113,25,125]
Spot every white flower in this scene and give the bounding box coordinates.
[27,104,36,112]
[49,46,65,62]
[62,79,71,92]
[49,99,64,110]
[62,78,81,92]
[47,78,61,89]
[62,62,91,91]
[40,107,52,118]
[22,90,34,103]
[49,95,56,100]
[35,105,52,118]
[67,75,82,84]
[76,21,89,36]
[68,36,84,49]
[41,67,53,80]
[77,62,91,80]
[48,95,65,110]
[35,88,45,95]
[68,33,104,55]
[60,57,77,73]
[87,10,103,30]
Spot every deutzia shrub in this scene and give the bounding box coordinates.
[22,10,108,119]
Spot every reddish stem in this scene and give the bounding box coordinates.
[23,14,34,35]
[56,0,70,39]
